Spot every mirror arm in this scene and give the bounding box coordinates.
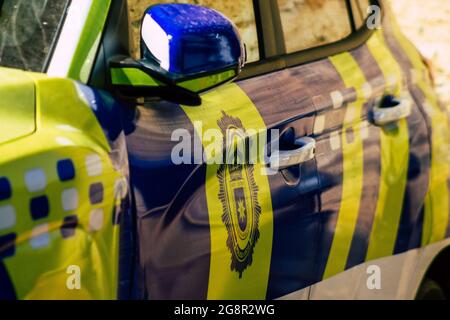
[109,56,202,106]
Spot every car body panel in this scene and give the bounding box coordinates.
[0,68,37,145]
[0,69,129,299]
[307,238,450,300]
[128,76,319,299]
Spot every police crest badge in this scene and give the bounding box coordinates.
[216,111,261,278]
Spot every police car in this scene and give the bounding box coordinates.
[0,0,449,300]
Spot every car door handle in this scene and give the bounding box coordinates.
[372,94,412,126]
[269,137,316,170]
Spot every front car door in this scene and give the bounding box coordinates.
[124,0,321,299]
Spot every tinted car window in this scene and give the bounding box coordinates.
[278,0,352,53]
[0,0,69,72]
[127,0,260,63]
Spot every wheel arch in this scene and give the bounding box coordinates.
[415,244,450,298]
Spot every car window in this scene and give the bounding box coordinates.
[350,0,371,28]
[127,0,260,63]
[277,0,352,53]
[0,0,69,72]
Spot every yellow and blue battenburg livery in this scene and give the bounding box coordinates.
[0,68,131,299]
[0,0,449,300]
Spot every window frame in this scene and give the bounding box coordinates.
[238,0,379,80]
[46,0,113,83]
[42,0,72,72]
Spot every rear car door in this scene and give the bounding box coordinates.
[301,0,433,298]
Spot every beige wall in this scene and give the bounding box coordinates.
[277,0,351,53]
[389,0,450,106]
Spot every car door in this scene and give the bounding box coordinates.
[122,0,322,300]
[303,0,433,298]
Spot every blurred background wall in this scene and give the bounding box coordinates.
[389,0,450,106]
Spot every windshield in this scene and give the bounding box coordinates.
[0,0,69,72]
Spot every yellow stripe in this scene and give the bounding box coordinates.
[323,53,365,279]
[181,83,274,299]
[365,31,409,261]
[387,18,450,244]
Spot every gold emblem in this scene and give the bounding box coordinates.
[216,111,261,278]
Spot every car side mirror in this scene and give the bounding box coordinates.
[109,3,246,106]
